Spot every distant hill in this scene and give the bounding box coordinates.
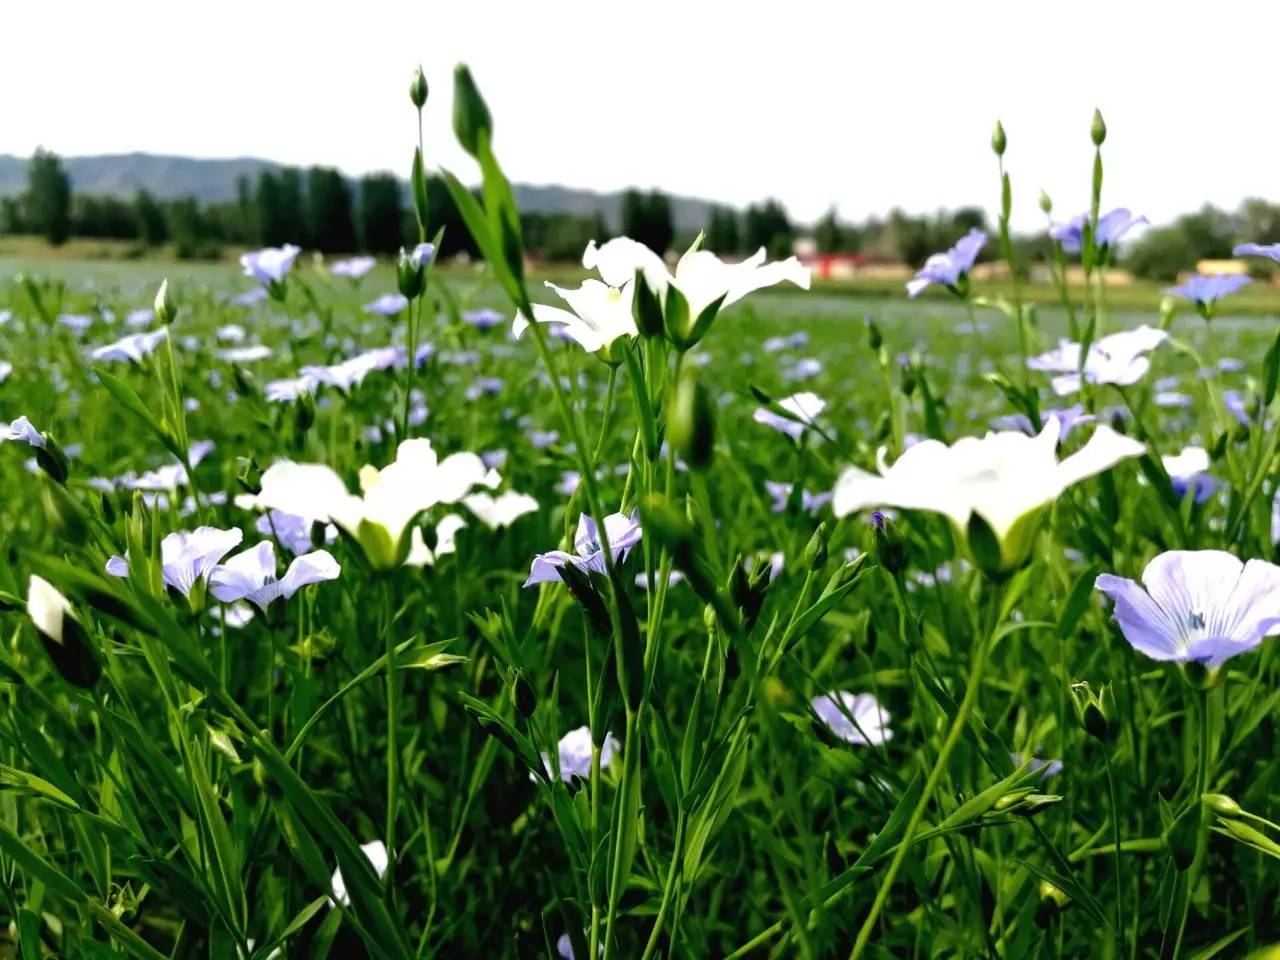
[0,153,718,232]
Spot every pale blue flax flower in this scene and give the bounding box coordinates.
[209,540,340,612]
[107,526,244,599]
[1050,208,1146,255]
[525,511,642,586]
[1096,550,1280,668]
[906,229,986,298]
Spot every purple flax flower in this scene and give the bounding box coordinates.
[525,511,642,586]
[753,392,826,441]
[230,287,268,307]
[1096,550,1280,667]
[209,540,340,611]
[1028,325,1167,396]
[1234,242,1280,263]
[906,228,986,298]
[1,416,46,449]
[462,307,504,330]
[784,357,823,381]
[763,331,810,353]
[810,691,892,745]
[1223,390,1251,426]
[58,313,93,334]
[991,404,1096,442]
[1164,274,1250,312]
[241,244,301,286]
[529,429,559,449]
[1050,208,1147,255]
[90,329,168,363]
[465,377,505,400]
[124,308,155,329]
[1162,447,1217,505]
[330,256,376,279]
[107,526,244,598]
[541,725,619,782]
[266,375,317,403]
[217,345,272,363]
[365,293,408,316]
[765,481,832,514]
[409,242,435,269]
[255,510,337,556]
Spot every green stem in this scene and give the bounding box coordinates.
[847,602,995,959]
[382,578,399,888]
[1103,750,1130,959]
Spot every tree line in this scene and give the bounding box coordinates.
[11,149,1276,278]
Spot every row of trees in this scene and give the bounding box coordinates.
[15,150,1277,276]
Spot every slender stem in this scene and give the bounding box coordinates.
[382,578,399,886]
[847,602,995,959]
[1103,750,1128,958]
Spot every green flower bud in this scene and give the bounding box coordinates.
[991,119,1007,157]
[1159,295,1178,329]
[235,456,263,495]
[1068,681,1114,742]
[631,270,664,338]
[452,64,493,157]
[396,249,425,300]
[1090,109,1107,146]
[512,671,537,719]
[557,561,611,637]
[1039,190,1053,215]
[409,65,428,109]
[34,435,70,485]
[865,316,882,351]
[154,278,176,326]
[294,393,317,435]
[668,374,715,470]
[803,522,829,571]
[871,512,908,575]
[1203,793,1241,818]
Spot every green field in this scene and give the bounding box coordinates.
[6,105,1280,960]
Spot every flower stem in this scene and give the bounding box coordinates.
[847,601,995,960]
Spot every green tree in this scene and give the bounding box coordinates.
[1125,225,1198,281]
[307,167,357,253]
[1175,204,1235,261]
[24,148,72,246]
[706,206,740,254]
[133,189,168,248]
[621,189,674,255]
[358,173,404,254]
[813,207,844,254]
[744,199,792,259]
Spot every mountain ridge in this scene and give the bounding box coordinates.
[0,152,718,231]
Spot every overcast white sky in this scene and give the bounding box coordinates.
[3,1,1278,231]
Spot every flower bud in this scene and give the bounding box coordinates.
[235,456,263,495]
[668,374,715,470]
[871,512,907,574]
[991,119,1007,157]
[1038,190,1052,215]
[1203,793,1241,818]
[1159,295,1178,329]
[557,562,611,637]
[397,249,425,300]
[1090,109,1107,146]
[632,270,664,338]
[294,393,316,435]
[803,522,829,571]
[865,316,882,351]
[452,64,493,157]
[409,65,428,109]
[27,575,100,689]
[154,278,176,326]
[1068,681,1114,741]
[34,435,70,485]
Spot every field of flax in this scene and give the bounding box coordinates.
[3,68,1280,960]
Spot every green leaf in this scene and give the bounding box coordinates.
[93,367,185,462]
[1057,562,1102,639]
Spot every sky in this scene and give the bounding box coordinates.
[4,1,1280,232]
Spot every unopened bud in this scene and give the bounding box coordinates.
[632,270,664,338]
[991,119,1007,157]
[294,393,316,435]
[669,374,715,470]
[409,65,428,109]
[1039,190,1052,215]
[1159,295,1177,329]
[154,278,176,326]
[452,64,493,157]
[865,316,882,351]
[872,511,907,574]
[1090,109,1107,146]
[235,456,263,495]
[1204,793,1241,818]
[803,522,829,571]
[396,248,425,300]
[1068,681,1114,741]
